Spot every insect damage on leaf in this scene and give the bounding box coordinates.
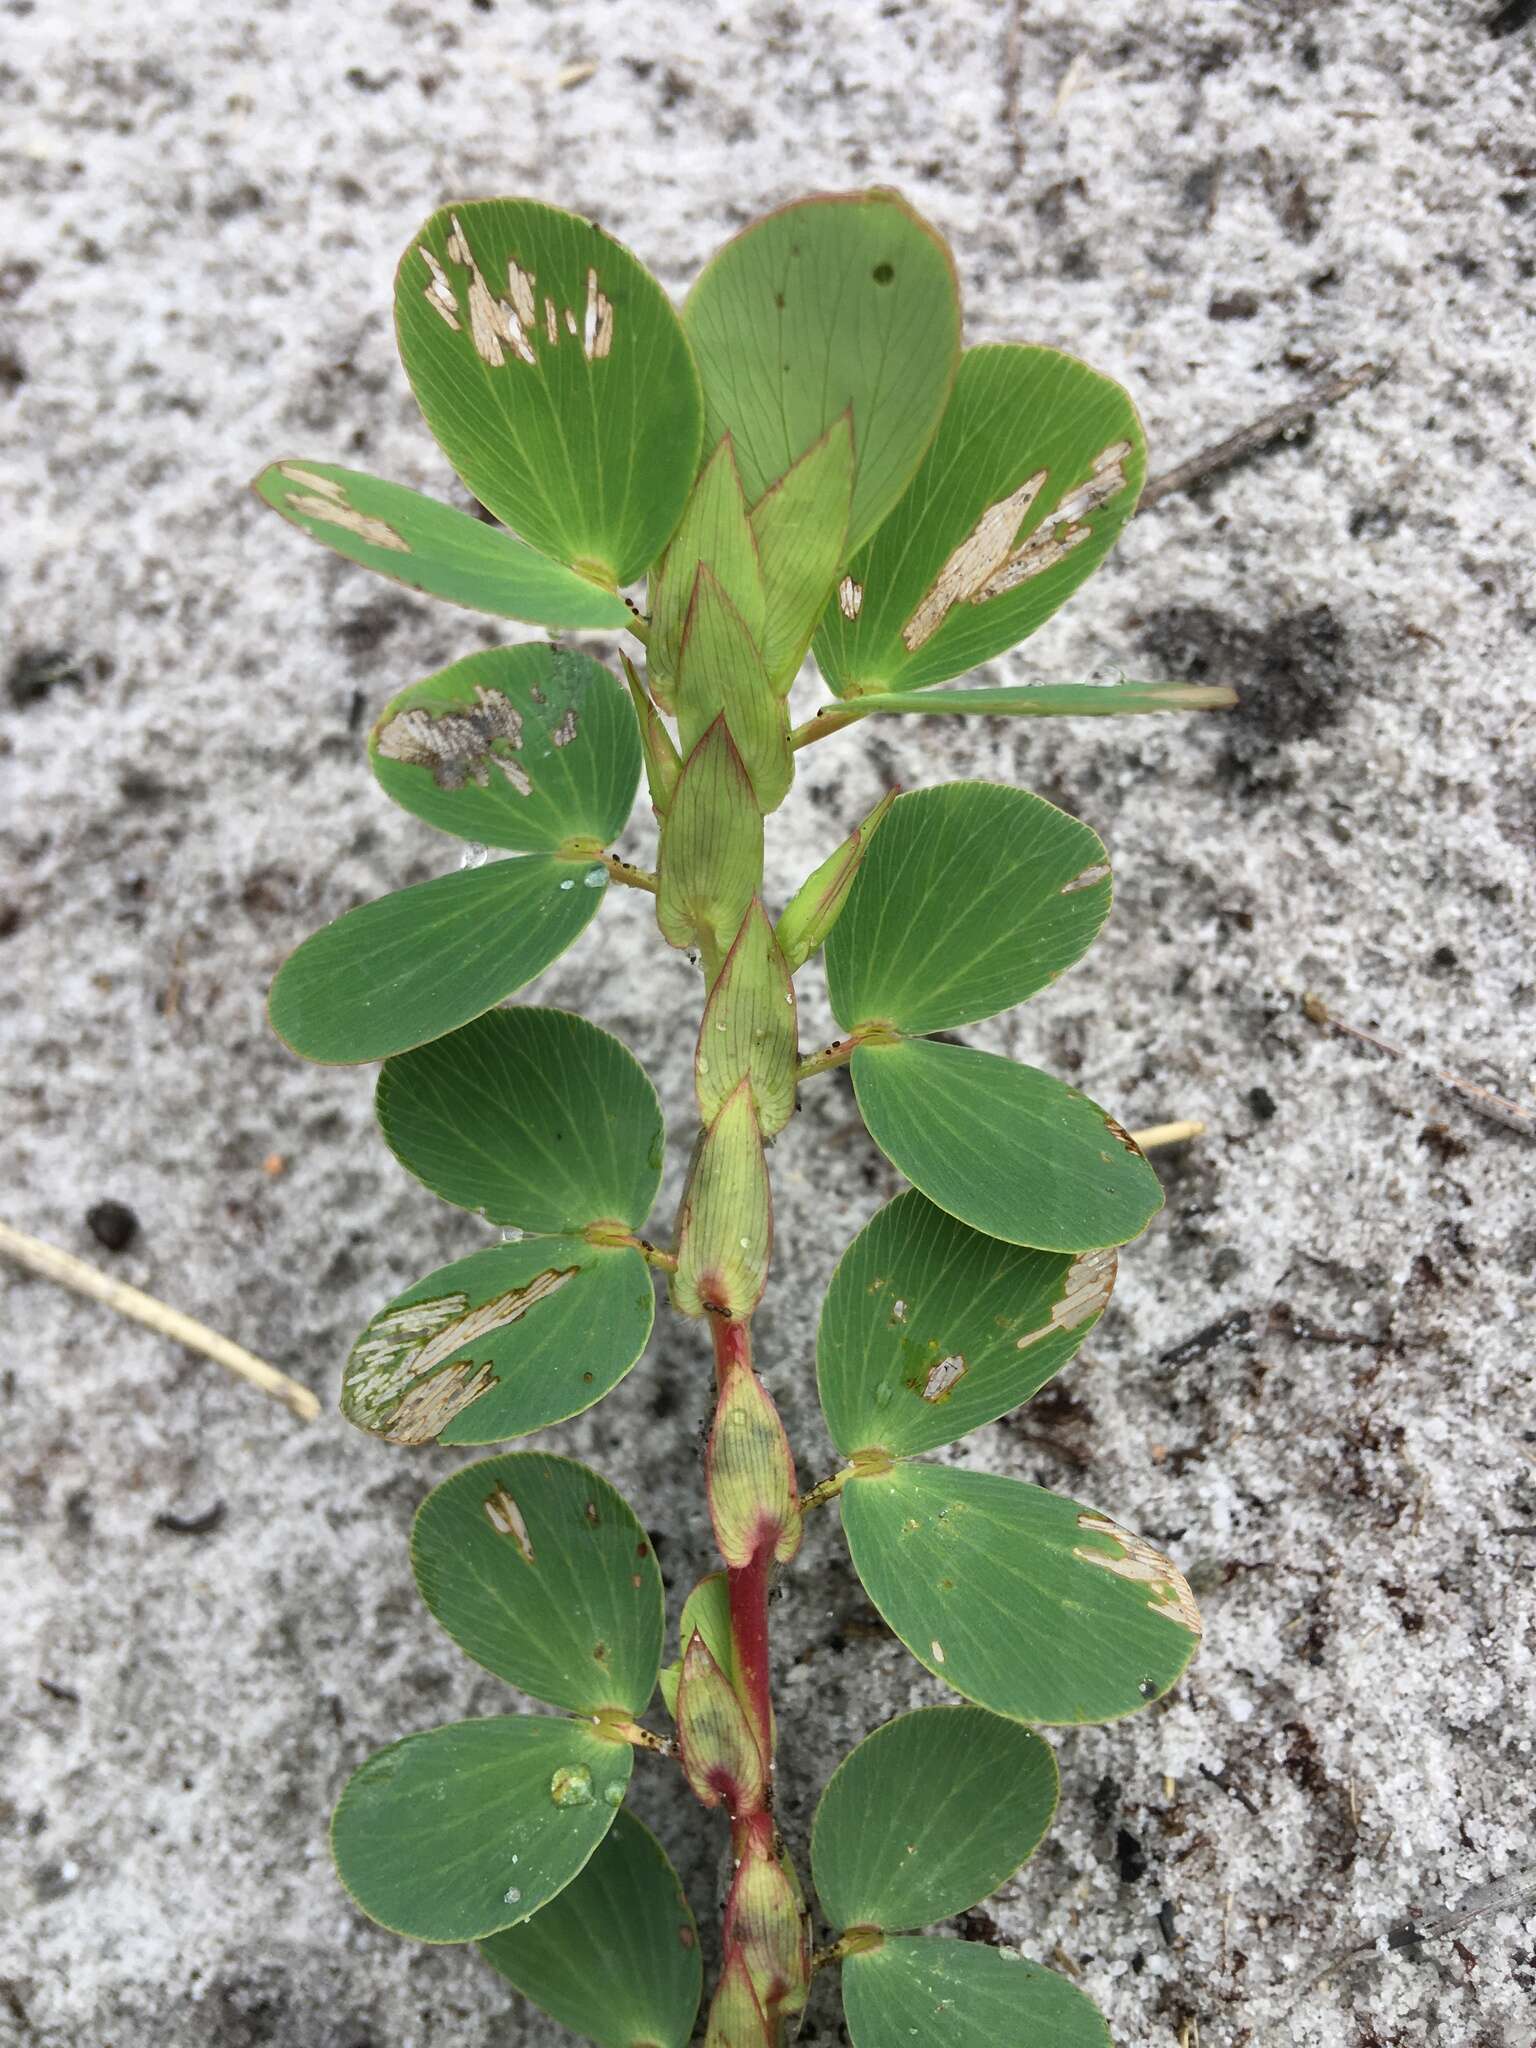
[484,1484,536,1562]
[346,1268,578,1441]
[920,1353,967,1402]
[375,684,533,794]
[838,576,864,620]
[1015,1247,1117,1351]
[277,464,410,553]
[426,219,614,367]
[901,441,1134,652]
[551,708,578,746]
[1073,1513,1203,1635]
[1061,862,1111,895]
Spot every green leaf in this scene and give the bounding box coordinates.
[827,679,1239,721]
[676,1628,765,1812]
[776,788,896,976]
[395,199,702,585]
[331,1715,630,1943]
[817,1190,1113,1458]
[622,651,683,814]
[369,645,641,853]
[851,1038,1162,1251]
[672,1080,772,1320]
[684,191,960,555]
[481,1809,702,2048]
[656,721,764,968]
[251,460,633,628]
[697,900,797,1139]
[841,1462,1202,1723]
[269,858,604,1065]
[412,1453,664,1716]
[814,344,1145,697]
[843,1938,1110,2048]
[675,567,792,814]
[826,784,1111,1037]
[341,1241,654,1447]
[812,1707,1056,1932]
[659,1572,735,1718]
[375,1007,665,1232]
[649,436,764,698]
[750,416,855,689]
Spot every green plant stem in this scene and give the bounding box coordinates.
[598,852,659,894]
[790,702,867,749]
[800,1466,853,1513]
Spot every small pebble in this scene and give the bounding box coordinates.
[85,1200,138,1252]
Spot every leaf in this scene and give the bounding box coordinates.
[412,1453,664,1716]
[375,1007,665,1232]
[395,199,702,585]
[814,344,1145,697]
[829,679,1239,720]
[684,191,960,555]
[704,1948,768,2048]
[676,1630,765,1812]
[842,1938,1111,2048]
[648,436,765,698]
[660,1573,733,1718]
[706,1347,800,1568]
[672,1080,772,1319]
[811,1707,1057,1932]
[851,1038,1163,1252]
[341,1240,654,1447]
[251,460,632,628]
[331,1715,630,1943]
[480,1810,702,2048]
[817,1190,1113,1458]
[840,1462,1202,1723]
[674,567,792,814]
[369,645,641,853]
[269,857,604,1066]
[776,788,896,976]
[656,721,764,967]
[750,416,855,688]
[697,900,797,1139]
[622,651,683,814]
[826,784,1111,1037]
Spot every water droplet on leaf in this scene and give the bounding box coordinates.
[459,842,488,870]
[549,1764,595,1808]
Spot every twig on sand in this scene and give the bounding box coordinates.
[1139,364,1382,511]
[1131,1119,1207,1150]
[0,1219,319,1422]
[1303,995,1534,1139]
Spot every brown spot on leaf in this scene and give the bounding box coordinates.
[1016,1246,1117,1349]
[1074,1513,1203,1635]
[921,1353,967,1402]
[484,1485,536,1561]
[375,683,532,793]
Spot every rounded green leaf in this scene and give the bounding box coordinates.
[331,1715,631,1943]
[826,784,1111,1037]
[370,645,641,853]
[684,191,960,554]
[814,344,1145,697]
[268,856,604,1065]
[817,1191,1114,1458]
[481,1809,702,2048]
[341,1241,655,1447]
[812,1707,1057,1932]
[412,1453,665,1717]
[843,1938,1111,2048]
[841,1462,1202,1724]
[251,461,632,628]
[851,1038,1162,1251]
[376,1007,664,1232]
[395,199,702,585]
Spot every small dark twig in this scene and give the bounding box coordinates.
[154,1501,227,1536]
[1139,365,1382,512]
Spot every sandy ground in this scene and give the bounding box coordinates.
[3,1,1534,2043]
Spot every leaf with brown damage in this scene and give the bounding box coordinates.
[814,343,1146,696]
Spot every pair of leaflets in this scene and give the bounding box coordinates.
[810,1706,1108,2048]
[333,1452,701,2047]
